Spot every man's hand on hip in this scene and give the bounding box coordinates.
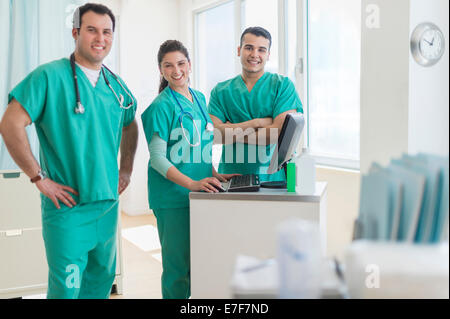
[35,179,79,210]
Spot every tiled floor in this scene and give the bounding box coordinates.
[111,211,162,299]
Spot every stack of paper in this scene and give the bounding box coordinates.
[356,153,449,243]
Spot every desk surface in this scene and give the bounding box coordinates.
[190,181,327,202]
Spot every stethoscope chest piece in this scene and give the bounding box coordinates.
[75,102,85,114]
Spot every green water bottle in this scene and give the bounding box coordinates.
[287,161,296,193]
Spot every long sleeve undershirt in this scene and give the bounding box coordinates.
[148,133,173,178]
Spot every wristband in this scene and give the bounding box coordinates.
[30,170,47,183]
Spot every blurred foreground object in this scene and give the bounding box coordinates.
[344,241,449,299]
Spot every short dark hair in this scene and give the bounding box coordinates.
[73,3,116,32]
[240,27,272,49]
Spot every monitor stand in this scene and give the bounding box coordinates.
[260,163,288,189]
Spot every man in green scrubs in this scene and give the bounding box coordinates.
[0,4,138,299]
[209,27,303,182]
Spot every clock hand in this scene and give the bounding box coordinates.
[423,38,433,45]
[430,37,435,46]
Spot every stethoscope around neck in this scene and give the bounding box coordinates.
[170,87,214,147]
[70,53,135,114]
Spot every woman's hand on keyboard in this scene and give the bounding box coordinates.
[188,177,224,193]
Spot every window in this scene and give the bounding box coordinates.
[193,0,361,170]
[242,0,279,73]
[195,1,235,102]
[195,1,236,168]
[307,0,361,169]
[286,0,298,83]
[0,0,88,171]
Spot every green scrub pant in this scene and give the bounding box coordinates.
[41,200,118,299]
[153,207,190,299]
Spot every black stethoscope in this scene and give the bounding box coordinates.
[70,53,135,114]
[170,87,214,147]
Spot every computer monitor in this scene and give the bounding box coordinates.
[262,112,305,188]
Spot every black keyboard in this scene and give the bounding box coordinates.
[227,174,260,192]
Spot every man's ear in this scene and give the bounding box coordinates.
[237,46,241,57]
[72,28,79,40]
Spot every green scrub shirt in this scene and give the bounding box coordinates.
[8,58,136,207]
[208,72,303,182]
[141,87,213,209]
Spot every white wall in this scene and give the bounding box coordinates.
[319,0,449,263]
[314,0,449,260]
[360,0,411,174]
[316,167,360,260]
[408,0,449,156]
[97,0,122,15]
[360,0,449,174]
[118,0,180,215]
[178,0,194,52]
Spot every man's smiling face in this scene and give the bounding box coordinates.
[73,10,114,68]
[238,33,271,75]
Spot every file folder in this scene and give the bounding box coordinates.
[359,172,391,240]
[359,154,448,244]
[386,163,425,242]
[394,156,441,243]
[369,163,403,241]
[417,154,449,243]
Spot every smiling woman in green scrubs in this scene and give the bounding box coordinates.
[141,40,237,299]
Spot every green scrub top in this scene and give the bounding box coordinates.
[141,87,213,209]
[208,72,303,182]
[8,58,136,206]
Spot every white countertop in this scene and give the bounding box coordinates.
[189,181,327,202]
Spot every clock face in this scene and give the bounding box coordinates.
[420,29,444,60]
[411,23,446,67]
